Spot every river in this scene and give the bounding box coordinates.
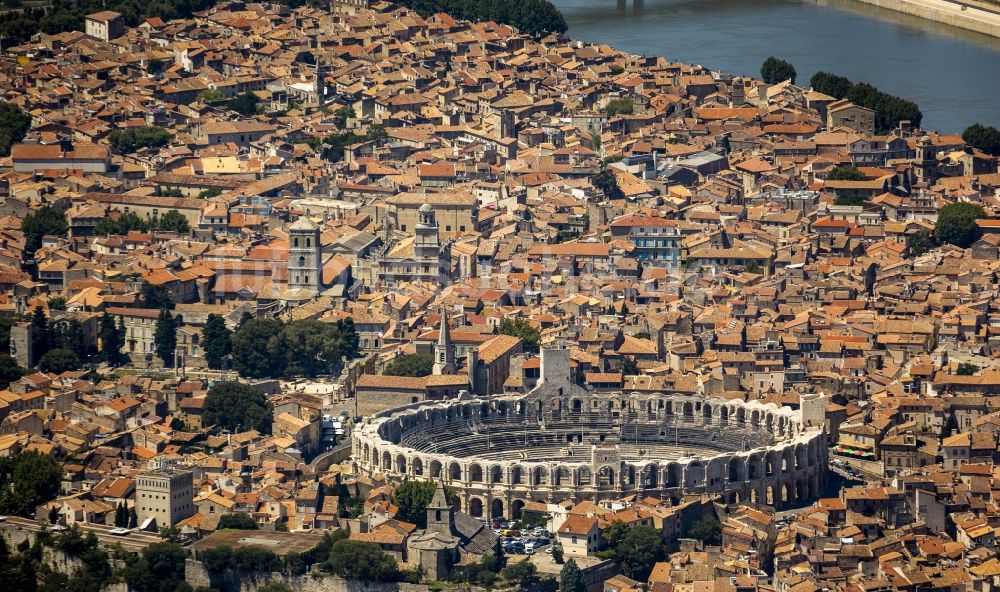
[554,0,1000,133]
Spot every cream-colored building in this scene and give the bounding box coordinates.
[136,468,195,528]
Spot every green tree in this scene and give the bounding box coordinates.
[203,381,273,434]
[326,539,399,582]
[128,507,138,528]
[0,101,32,156]
[123,542,189,592]
[115,501,128,527]
[47,296,66,311]
[619,357,639,376]
[38,348,80,374]
[218,512,259,530]
[826,165,866,181]
[141,282,174,310]
[202,314,232,370]
[383,353,434,377]
[592,167,623,200]
[605,98,634,116]
[963,123,1000,156]
[602,520,630,550]
[615,525,664,580]
[229,92,261,116]
[501,559,538,586]
[231,317,285,378]
[0,450,62,517]
[906,229,936,258]
[107,126,170,154]
[30,305,50,361]
[934,202,985,248]
[551,544,564,564]
[157,210,190,233]
[760,56,796,84]
[810,71,853,98]
[154,309,176,368]
[686,515,722,546]
[333,106,355,129]
[268,319,360,378]
[498,316,540,354]
[159,526,183,544]
[95,211,152,236]
[0,354,26,389]
[366,124,388,144]
[197,88,226,102]
[559,558,584,592]
[22,206,68,252]
[957,362,981,376]
[393,480,439,528]
[99,312,128,366]
[146,59,165,75]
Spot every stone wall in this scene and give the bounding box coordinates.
[185,559,473,592]
[847,0,1000,37]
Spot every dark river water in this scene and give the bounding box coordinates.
[554,0,1000,133]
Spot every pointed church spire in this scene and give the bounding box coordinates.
[433,307,455,375]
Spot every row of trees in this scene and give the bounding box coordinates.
[809,71,923,131]
[962,123,1000,156]
[107,126,171,154]
[95,209,191,236]
[230,317,360,378]
[0,101,31,157]
[395,0,568,36]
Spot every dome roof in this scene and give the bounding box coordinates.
[289,216,319,232]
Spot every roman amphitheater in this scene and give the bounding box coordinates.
[353,349,827,519]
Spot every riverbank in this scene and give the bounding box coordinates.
[850,0,1000,37]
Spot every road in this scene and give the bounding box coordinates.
[2,516,162,551]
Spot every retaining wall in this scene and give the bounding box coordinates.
[850,0,1000,37]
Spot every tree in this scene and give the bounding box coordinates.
[146,59,165,75]
[123,542,188,592]
[498,317,540,354]
[115,502,128,528]
[197,88,226,102]
[934,202,985,248]
[38,348,80,374]
[22,206,68,252]
[551,544,564,564]
[826,165,866,181]
[107,127,171,154]
[620,357,639,376]
[559,558,583,592]
[99,312,127,366]
[229,92,261,116]
[333,106,355,129]
[614,525,664,580]
[159,526,183,544]
[602,520,630,550]
[0,101,31,156]
[0,450,62,517]
[760,57,796,84]
[30,305,50,361]
[0,354,26,389]
[141,282,174,310]
[203,381,273,434]
[393,480,438,528]
[157,210,190,233]
[963,123,1000,156]
[268,319,360,378]
[957,362,981,376]
[95,211,151,236]
[202,314,232,370]
[906,229,936,258]
[154,309,176,368]
[810,71,853,99]
[592,167,622,200]
[128,507,138,528]
[47,296,66,311]
[218,512,259,530]
[686,515,722,546]
[605,98,634,116]
[383,353,434,377]
[366,124,388,144]
[392,0,567,36]
[326,539,398,581]
[501,559,538,586]
[231,317,285,378]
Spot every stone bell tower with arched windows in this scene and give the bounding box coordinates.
[288,216,322,293]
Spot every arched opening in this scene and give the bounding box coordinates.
[429,460,442,478]
[469,498,484,517]
[396,455,406,474]
[469,464,483,483]
[685,462,704,488]
[728,458,741,482]
[766,485,775,506]
[642,465,658,488]
[512,465,524,485]
[412,457,424,476]
[747,456,759,480]
[572,399,582,413]
[491,465,503,484]
[781,484,789,504]
[382,451,392,469]
[683,402,694,419]
[533,466,548,486]
[578,467,592,486]
[555,466,571,487]
[449,462,462,481]
[491,499,504,520]
[665,464,681,488]
[511,499,525,520]
[597,466,616,489]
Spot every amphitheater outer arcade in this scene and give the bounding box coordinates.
[352,351,827,519]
